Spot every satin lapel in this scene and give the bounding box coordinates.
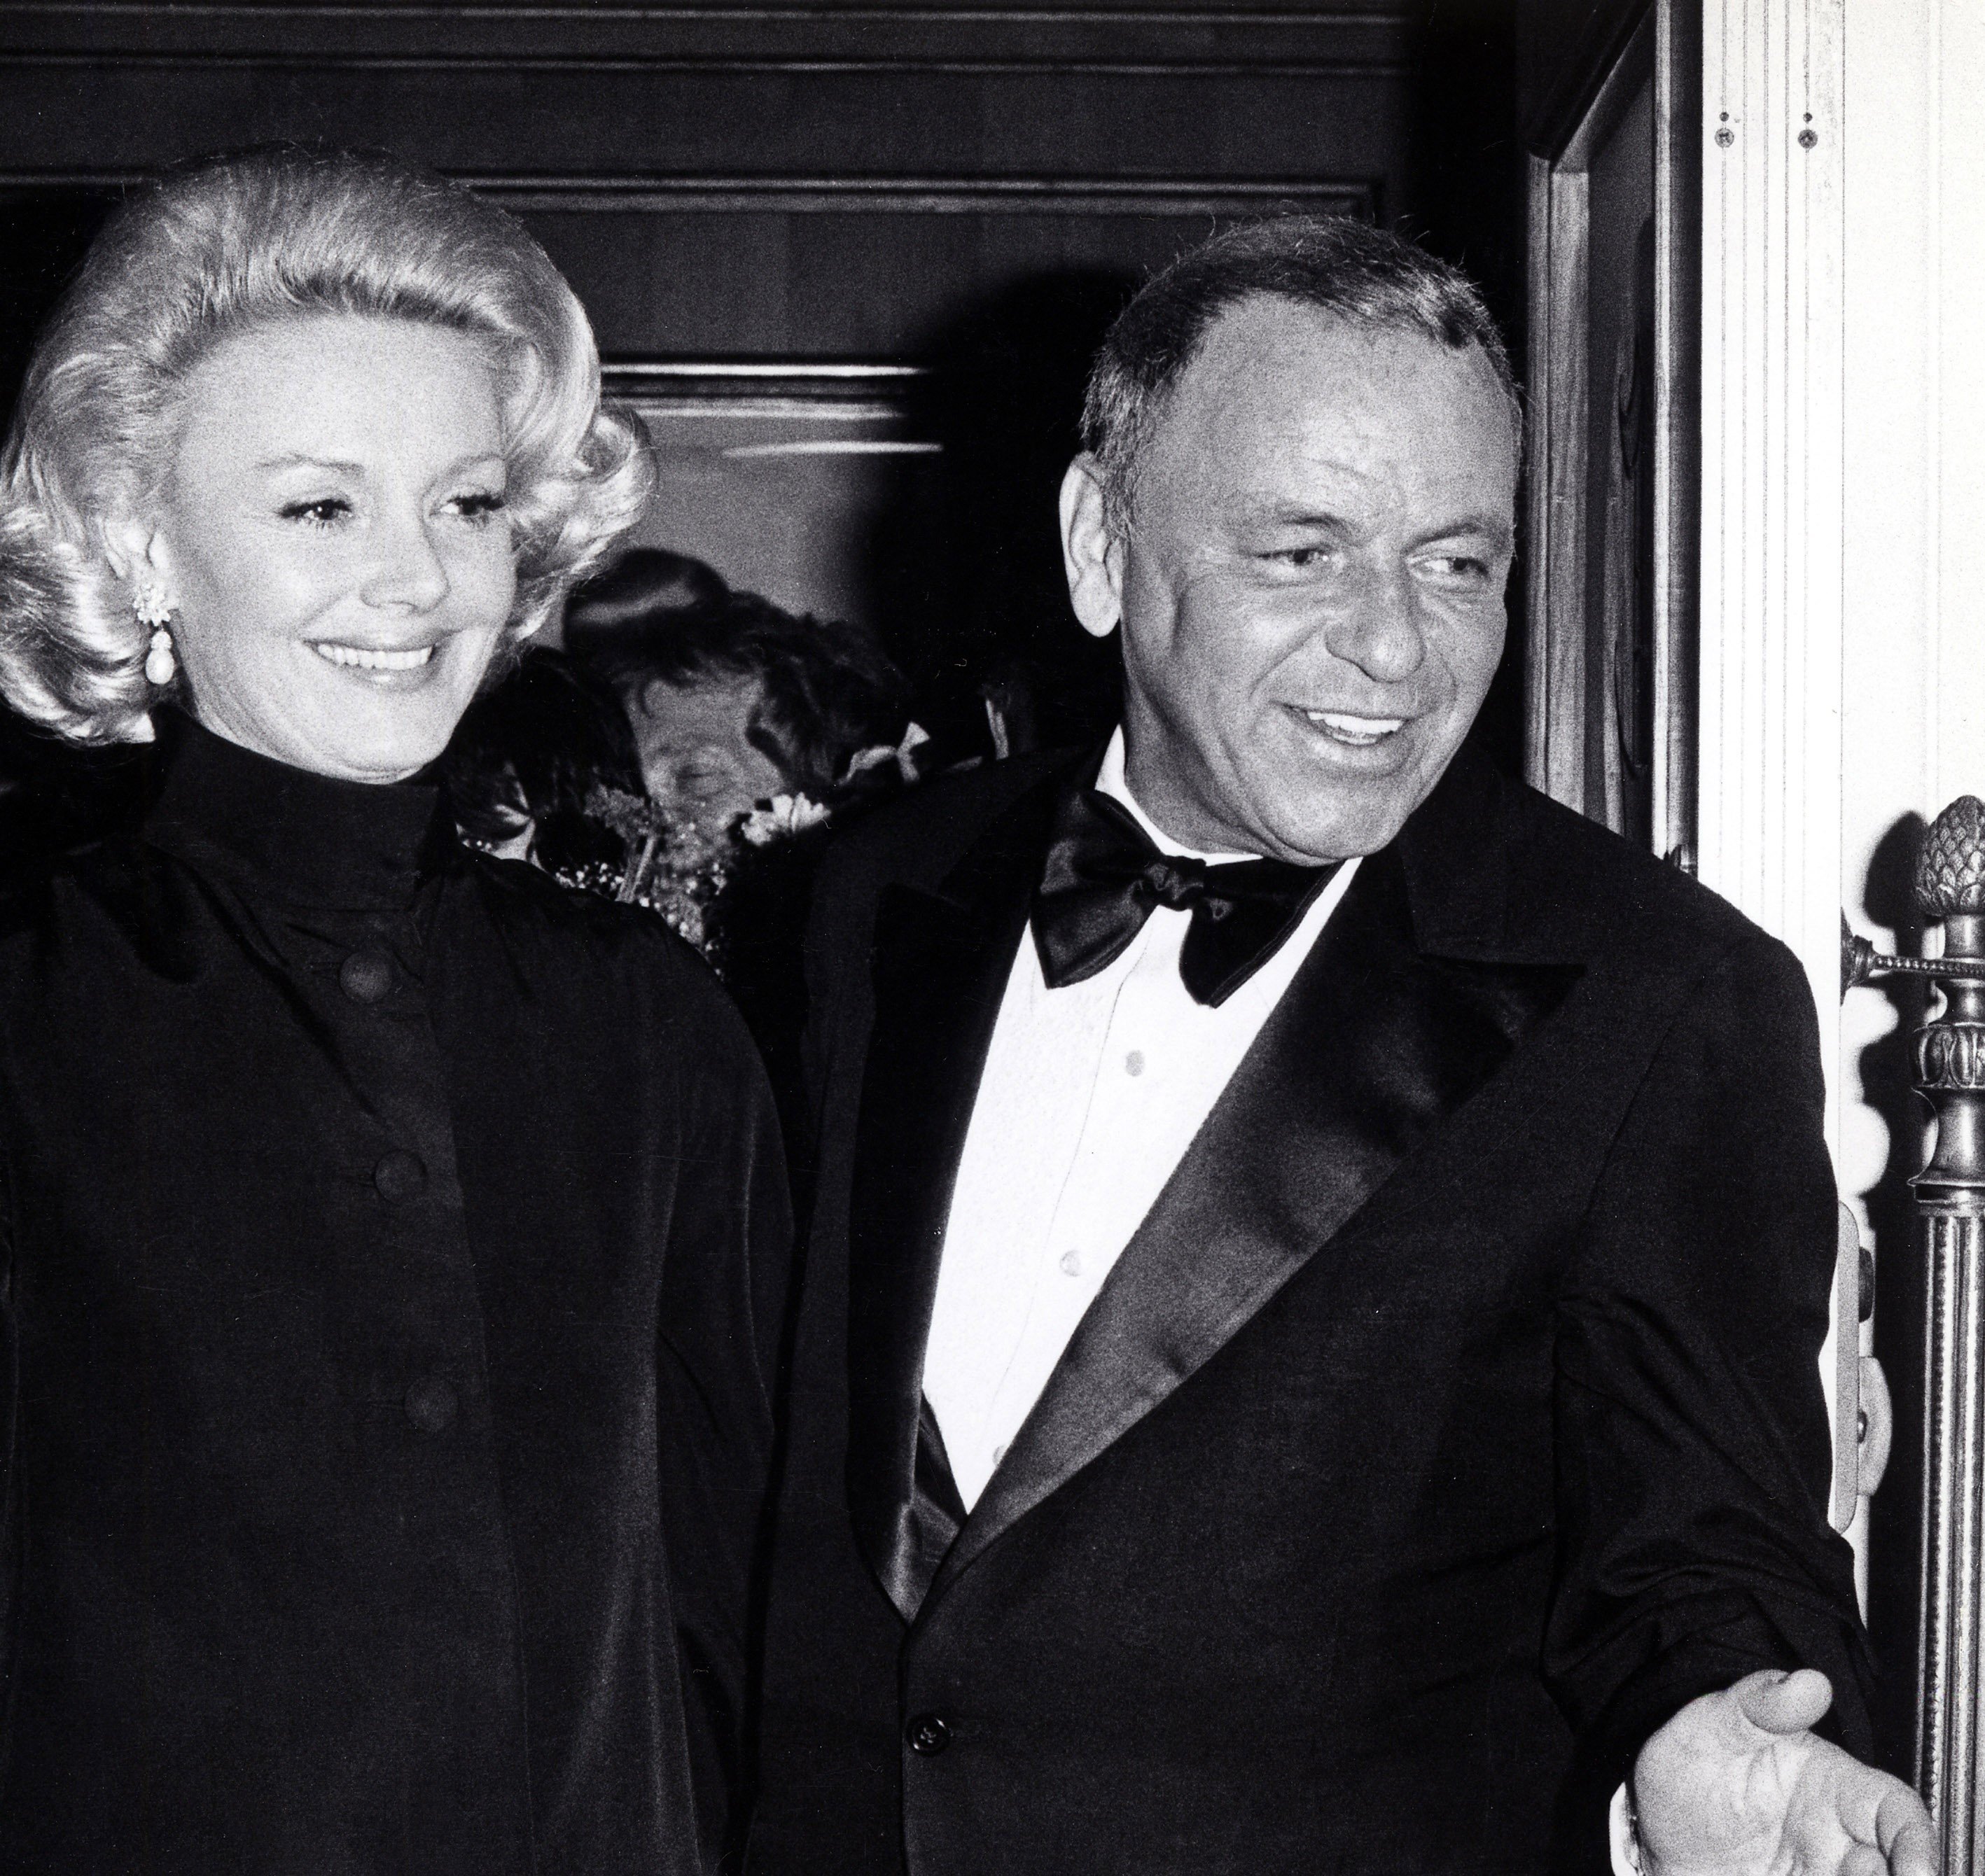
[844,767,1068,1620]
[927,844,1582,1605]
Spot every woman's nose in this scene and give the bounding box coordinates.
[361,512,452,613]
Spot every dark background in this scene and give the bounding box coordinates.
[0,0,1656,778]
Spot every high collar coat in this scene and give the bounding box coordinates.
[0,717,789,1875]
[749,742,1872,1876]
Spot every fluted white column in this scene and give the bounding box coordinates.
[1697,0,1848,1138]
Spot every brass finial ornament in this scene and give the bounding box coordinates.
[1919,797,1985,919]
[1840,798,1985,997]
[1843,795,1985,1861]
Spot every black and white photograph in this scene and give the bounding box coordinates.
[0,1,1977,1871]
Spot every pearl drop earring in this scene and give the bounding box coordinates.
[134,584,177,686]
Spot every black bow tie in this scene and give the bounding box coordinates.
[1031,786,1337,1007]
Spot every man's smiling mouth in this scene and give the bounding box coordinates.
[1297,708,1407,748]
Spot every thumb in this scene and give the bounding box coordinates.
[1730,1667,1834,1738]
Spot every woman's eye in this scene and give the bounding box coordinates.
[450,491,508,524]
[279,497,351,528]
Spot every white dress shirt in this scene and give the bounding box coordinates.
[922,731,1360,1508]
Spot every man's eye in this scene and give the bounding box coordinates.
[1265,546,1335,571]
[279,497,351,527]
[1416,554,1493,584]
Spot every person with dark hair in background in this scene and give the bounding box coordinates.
[748,215,1932,1876]
[571,586,925,1150]
[573,585,917,843]
[442,642,643,874]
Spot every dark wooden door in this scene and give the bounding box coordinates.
[0,2,1521,750]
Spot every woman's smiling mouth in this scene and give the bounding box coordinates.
[312,642,437,672]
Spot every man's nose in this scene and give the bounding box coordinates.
[1322,564,1426,684]
[361,512,452,613]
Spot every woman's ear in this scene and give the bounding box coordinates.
[101,515,168,592]
[1059,454,1125,642]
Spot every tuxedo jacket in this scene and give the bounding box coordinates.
[748,743,1873,1876]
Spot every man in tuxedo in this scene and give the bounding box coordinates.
[749,218,1934,1875]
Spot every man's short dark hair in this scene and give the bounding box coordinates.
[1082,215,1521,527]
[573,590,912,797]
[564,548,730,639]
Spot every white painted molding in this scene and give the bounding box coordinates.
[1697,0,1847,1141]
[1837,1,1985,1236]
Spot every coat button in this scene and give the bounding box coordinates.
[905,1712,952,1756]
[374,1149,427,1203]
[405,1376,458,1433]
[338,949,394,1004]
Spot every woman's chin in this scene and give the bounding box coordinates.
[319,662,500,775]
[315,708,460,782]
[212,692,467,785]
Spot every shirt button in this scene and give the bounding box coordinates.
[1124,1049,1146,1077]
[405,1376,458,1433]
[338,949,394,1004]
[374,1149,427,1203]
[905,1712,952,1756]
[1059,1248,1082,1277]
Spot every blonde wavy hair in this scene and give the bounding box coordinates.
[0,144,654,745]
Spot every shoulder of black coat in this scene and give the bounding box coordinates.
[813,749,1077,904]
[0,826,158,944]
[452,848,748,1034]
[1488,766,1788,976]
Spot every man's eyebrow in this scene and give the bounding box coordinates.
[1415,514,1516,552]
[1239,506,1514,552]
[1242,503,1359,531]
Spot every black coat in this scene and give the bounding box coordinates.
[0,715,789,1875]
[748,743,1873,1876]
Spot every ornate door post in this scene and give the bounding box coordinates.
[1913,799,1985,1865]
[1852,797,1985,1865]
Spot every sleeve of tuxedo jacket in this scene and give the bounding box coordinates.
[1545,924,1876,1807]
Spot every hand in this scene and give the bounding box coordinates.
[1632,1669,1937,1876]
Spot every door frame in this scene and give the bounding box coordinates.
[1522,0,1701,867]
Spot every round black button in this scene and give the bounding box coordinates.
[338,948,394,1004]
[405,1376,459,1433]
[905,1713,951,1756]
[373,1149,427,1203]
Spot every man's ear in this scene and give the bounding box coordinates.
[1059,454,1125,642]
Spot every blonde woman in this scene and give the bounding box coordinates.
[0,147,786,1873]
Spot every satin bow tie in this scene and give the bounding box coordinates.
[1031,787,1337,1007]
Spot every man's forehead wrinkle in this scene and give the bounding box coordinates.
[1209,435,1409,526]
[1216,484,1381,541]
[1124,296,1518,565]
